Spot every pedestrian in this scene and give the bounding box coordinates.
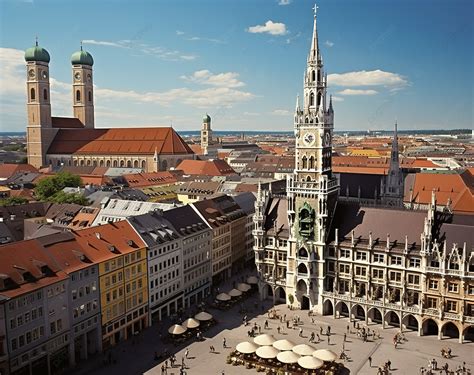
[299,328,303,337]
[185,348,189,359]
[223,337,227,348]
[328,325,331,334]
[319,326,323,335]
[161,364,166,375]
[311,317,315,324]
[316,333,320,342]
[327,335,330,345]
[265,320,269,329]
[181,357,185,368]
[277,326,281,334]
[343,333,346,342]
[209,345,213,353]
[387,360,391,370]
[258,325,261,334]
[286,320,290,329]
[310,332,315,343]
[369,356,372,367]
[283,314,286,321]
[347,324,350,334]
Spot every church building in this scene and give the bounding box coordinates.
[24,43,195,171]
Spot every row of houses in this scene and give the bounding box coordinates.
[0,192,255,375]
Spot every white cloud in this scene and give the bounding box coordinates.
[82,39,128,48]
[271,109,291,115]
[247,20,288,36]
[0,48,25,96]
[278,0,291,5]
[325,40,334,47]
[328,70,408,87]
[338,89,378,96]
[180,70,245,88]
[176,30,185,36]
[331,96,344,102]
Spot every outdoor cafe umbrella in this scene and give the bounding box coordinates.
[237,283,251,292]
[247,276,258,284]
[277,351,300,364]
[253,334,276,346]
[194,311,213,321]
[168,324,187,335]
[313,349,338,362]
[292,344,316,356]
[298,356,324,370]
[256,346,280,359]
[228,288,243,297]
[273,339,296,351]
[216,293,231,301]
[236,341,259,354]
[182,318,200,329]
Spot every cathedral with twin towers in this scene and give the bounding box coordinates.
[253,5,473,343]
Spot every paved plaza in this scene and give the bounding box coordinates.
[71,280,473,375]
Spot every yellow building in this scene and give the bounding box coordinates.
[73,221,148,348]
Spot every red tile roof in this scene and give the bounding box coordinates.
[47,127,194,155]
[123,171,177,188]
[176,159,236,176]
[0,164,38,179]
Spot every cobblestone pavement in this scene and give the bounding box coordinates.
[71,281,473,375]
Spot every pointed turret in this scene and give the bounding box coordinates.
[308,3,320,63]
[295,94,300,113]
[381,121,404,207]
[328,95,334,114]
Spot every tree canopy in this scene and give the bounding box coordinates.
[35,172,88,205]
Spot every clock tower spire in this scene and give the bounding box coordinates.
[286,4,339,312]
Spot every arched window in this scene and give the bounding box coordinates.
[141,160,146,169]
[298,247,309,258]
[305,117,309,124]
[113,160,118,167]
[133,160,139,168]
[80,160,84,166]
[106,160,111,167]
[88,91,92,102]
[92,160,97,167]
[126,160,132,168]
[309,156,314,169]
[120,160,125,167]
[302,156,307,169]
[43,89,48,101]
[86,159,91,166]
[310,92,314,106]
[317,92,322,107]
[318,71,321,82]
[311,70,316,82]
[306,175,312,182]
[30,88,36,101]
[76,90,81,102]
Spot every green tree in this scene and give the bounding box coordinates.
[0,196,29,206]
[48,191,89,205]
[35,172,82,200]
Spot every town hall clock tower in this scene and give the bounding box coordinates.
[285,5,339,312]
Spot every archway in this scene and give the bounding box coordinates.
[463,326,474,342]
[298,247,309,258]
[141,160,146,169]
[297,263,309,275]
[441,322,459,339]
[275,287,286,303]
[352,304,365,320]
[323,299,334,316]
[335,301,349,317]
[133,160,139,168]
[385,311,400,328]
[301,296,310,310]
[113,160,118,167]
[402,314,419,331]
[422,318,439,336]
[266,284,273,298]
[296,279,307,294]
[368,307,383,324]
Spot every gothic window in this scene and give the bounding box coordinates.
[88,91,92,102]
[306,176,312,182]
[310,93,315,106]
[141,160,146,169]
[127,160,132,168]
[318,71,321,82]
[30,88,36,101]
[309,156,314,169]
[311,70,316,82]
[43,89,48,101]
[113,160,118,167]
[298,247,309,258]
[317,92,322,107]
[305,117,309,124]
[302,156,307,169]
[298,202,315,238]
[76,90,81,102]
[297,263,309,275]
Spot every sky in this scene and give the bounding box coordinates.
[0,0,472,132]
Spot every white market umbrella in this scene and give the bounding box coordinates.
[277,351,300,364]
[168,324,187,335]
[216,293,231,301]
[313,349,338,362]
[237,283,251,292]
[247,276,258,284]
[228,288,243,297]
[236,341,259,354]
[253,334,276,346]
[182,318,200,329]
[293,344,316,356]
[273,339,296,351]
[256,346,279,359]
[194,311,213,321]
[298,356,324,370]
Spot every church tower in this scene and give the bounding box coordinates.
[382,122,404,206]
[286,5,339,312]
[25,40,54,168]
[201,114,212,155]
[71,45,95,128]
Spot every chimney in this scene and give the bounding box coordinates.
[404,235,408,253]
[351,230,355,247]
[386,233,390,250]
[95,232,101,240]
[368,231,373,249]
[335,228,339,246]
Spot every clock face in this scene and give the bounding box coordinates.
[303,132,315,145]
[28,69,35,79]
[74,72,81,81]
[41,70,48,79]
[324,133,331,146]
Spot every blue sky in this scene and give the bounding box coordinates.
[0,0,472,132]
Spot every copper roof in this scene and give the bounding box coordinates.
[47,127,194,155]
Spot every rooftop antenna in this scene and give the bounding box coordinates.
[35,35,38,46]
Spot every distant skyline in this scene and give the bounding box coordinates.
[0,0,472,132]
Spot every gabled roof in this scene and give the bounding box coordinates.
[123,171,177,188]
[0,164,38,180]
[176,159,236,176]
[47,127,194,155]
[263,196,289,238]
